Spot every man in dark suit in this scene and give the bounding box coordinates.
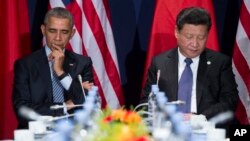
[141,7,239,122]
[12,7,94,129]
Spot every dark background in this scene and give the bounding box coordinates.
[27,0,242,108]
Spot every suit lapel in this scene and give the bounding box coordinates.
[64,50,77,78]
[166,49,179,101]
[35,48,53,102]
[196,49,212,107]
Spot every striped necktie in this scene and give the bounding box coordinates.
[52,70,64,103]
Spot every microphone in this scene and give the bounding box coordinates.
[50,104,84,110]
[50,114,75,121]
[156,70,161,85]
[19,106,76,122]
[19,105,78,131]
[78,75,86,99]
[166,100,185,105]
[209,111,233,125]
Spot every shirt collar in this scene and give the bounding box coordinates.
[177,48,200,65]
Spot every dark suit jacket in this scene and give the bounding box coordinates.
[12,48,93,128]
[141,48,239,120]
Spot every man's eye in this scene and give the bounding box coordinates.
[185,35,193,39]
[198,35,206,40]
[49,29,56,33]
[62,30,69,34]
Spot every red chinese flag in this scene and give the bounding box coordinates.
[0,0,31,139]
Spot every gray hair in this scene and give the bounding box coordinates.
[44,7,74,28]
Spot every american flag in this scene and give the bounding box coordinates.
[233,0,250,124]
[49,0,124,109]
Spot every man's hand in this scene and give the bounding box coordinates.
[65,99,74,110]
[82,81,94,90]
[182,113,192,121]
[48,42,65,76]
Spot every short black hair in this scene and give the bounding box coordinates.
[44,7,74,28]
[176,7,211,31]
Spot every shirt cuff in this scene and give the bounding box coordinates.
[60,74,72,90]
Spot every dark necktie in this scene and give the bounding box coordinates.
[52,70,64,103]
[178,58,193,113]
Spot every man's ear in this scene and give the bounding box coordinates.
[174,26,179,38]
[41,24,45,36]
[70,28,76,39]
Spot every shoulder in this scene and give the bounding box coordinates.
[153,48,177,62]
[15,48,45,65]
[202,48,233,70]
[204,48,231,62]
[66,50,92,64]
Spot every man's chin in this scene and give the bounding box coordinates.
[187,51,201,58]
[51,46,65,50]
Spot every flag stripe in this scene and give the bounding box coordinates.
[92,0,120,71]
[70,2,84,52]
[235,22,250,69]
[92,70,108,107]
[233,44,250,92]
[240,2,250,39]
[71,0,85,54]
[233,0,250,124]
[102,0,112,24]
[233,63,250,123]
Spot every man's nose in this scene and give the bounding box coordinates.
[191,38,198,47]
[54,32,62,40]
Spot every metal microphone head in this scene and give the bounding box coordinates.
[175,100,185,105]
[50,105,61,110]
[156,70,161,85]
[50,104,84,110]
[78,75,82,83]
[78,74,86,99]
[166,100,185,105]
[52,114,75,121]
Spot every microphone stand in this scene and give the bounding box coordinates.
[78,75,86,99]
[50,104,84,110]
